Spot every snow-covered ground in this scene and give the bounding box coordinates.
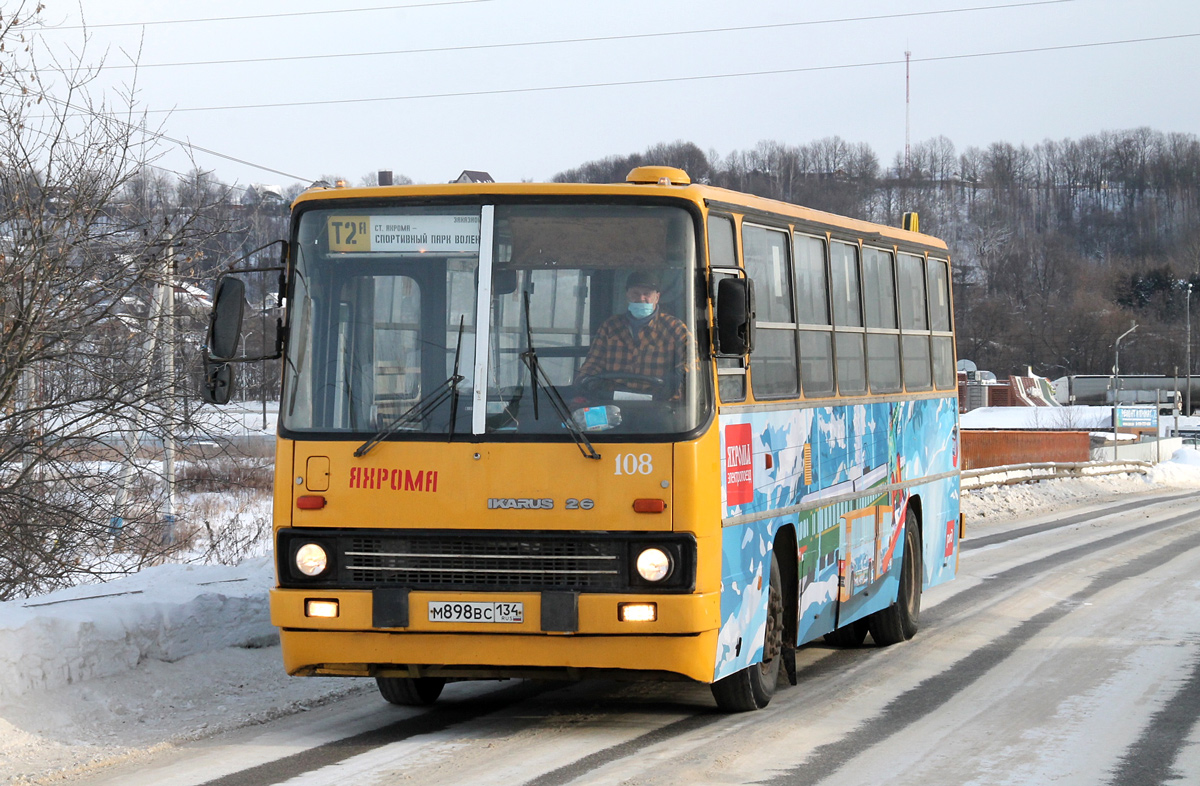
[5,449,1200,784]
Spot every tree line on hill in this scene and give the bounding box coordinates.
[555,132,1200,382]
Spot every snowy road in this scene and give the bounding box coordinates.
[57,487,1200,786]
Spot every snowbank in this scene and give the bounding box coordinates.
[960,447,1200,522]
[0,560,277,700]
[960,405,1112,430]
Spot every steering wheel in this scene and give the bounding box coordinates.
[575,372,670,400]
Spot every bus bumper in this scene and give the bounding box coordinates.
[271,588,720,683]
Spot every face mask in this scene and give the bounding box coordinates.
[628,302,655,319]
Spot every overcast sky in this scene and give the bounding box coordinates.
[29,0,1200,188]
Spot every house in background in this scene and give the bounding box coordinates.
[453,170,494,184]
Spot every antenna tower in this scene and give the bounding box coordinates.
[904,49,911,175]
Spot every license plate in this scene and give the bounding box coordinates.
[427,601,524,624]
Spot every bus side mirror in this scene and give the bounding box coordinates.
[206,276,246,362]
[200,360,235,405]
[715,277,755,356]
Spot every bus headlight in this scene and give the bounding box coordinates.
[295,543,329,577]
[636,547,672,582]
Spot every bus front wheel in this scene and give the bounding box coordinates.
[711,552,784,712]
[868,510,922,646]
[376,676,446,706]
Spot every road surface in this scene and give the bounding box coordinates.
[73,488,1200,786]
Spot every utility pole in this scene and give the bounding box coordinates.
[163,237,177,546]
[1112,323,1138,460]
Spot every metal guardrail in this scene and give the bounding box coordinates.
[960,460,1152,490]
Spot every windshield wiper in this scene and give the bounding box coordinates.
[520,291,600,461]
[355,317,465,457]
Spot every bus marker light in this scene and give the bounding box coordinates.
[297,495,326,510]
[306,599,339,618]
[618,603,657,622]
[633,498,666,513]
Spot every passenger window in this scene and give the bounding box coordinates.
[897,253,928,331]
[794,234,834,398]
[835,333,866,395]
[744,225,798,398]
[868,335,901,393]
[932,336,955,389]
[794,234,830,325]
[799,330,835,397]
[928,259,952,332]
[862,248,897,329]
[903,335,932,391]
[830,242,862,328]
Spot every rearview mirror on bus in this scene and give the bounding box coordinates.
[715,277,755,356]
[206,276,246,362]
[200,360,234,405]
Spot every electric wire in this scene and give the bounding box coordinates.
[33,0,492,32]
[2,86,312,181]
[93,0,1080,71]
[13,0,1086,181]
[129,32,1200,115]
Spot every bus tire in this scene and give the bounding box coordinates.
[868,510,922,646]
[823,617,869,647]
[375,676,446,706]
[711,552,784,712]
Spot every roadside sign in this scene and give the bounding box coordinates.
[1116,406,1157,428]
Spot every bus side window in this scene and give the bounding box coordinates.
[928,258,955,388]
[830,241,865,395]
[709,215,745,402]
[863,247,900,394]
[743,224,799,399]
[794,232,834,397]
[898,253,932,391]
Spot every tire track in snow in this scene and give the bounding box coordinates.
[761,512,1200,786]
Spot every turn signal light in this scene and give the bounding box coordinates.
[297,495,327,510]
[632,498,667,513]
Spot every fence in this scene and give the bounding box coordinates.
[960,461,1151,490]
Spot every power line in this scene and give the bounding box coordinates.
[103,0,1078,71]
[33,0,492,32]
[8,87,313,181]
[132,32,1200,115]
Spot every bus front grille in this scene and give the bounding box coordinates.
[341,534,626,591]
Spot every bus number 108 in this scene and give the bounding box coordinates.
[614,453,653,475]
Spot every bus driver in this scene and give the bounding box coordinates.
[577,271,693,401]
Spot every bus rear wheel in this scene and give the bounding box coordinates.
[376,676,446,706]
[711,552,784,712]
[868,510,922,646]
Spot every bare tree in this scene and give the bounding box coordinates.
[0,5,231,598]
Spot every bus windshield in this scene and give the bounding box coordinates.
[282,202,709,440]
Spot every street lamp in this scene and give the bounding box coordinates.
[1187,282,1193,417]
[1112,323,1138,459]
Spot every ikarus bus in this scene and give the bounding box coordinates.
[202,166,962,712]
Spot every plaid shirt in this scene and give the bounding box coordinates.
[579,310,693,397]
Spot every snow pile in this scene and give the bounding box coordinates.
[960,405,1112,430]
[0,560,277,700]
[961,446,1200,522]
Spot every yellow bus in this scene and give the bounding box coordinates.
[203,166,961,712]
